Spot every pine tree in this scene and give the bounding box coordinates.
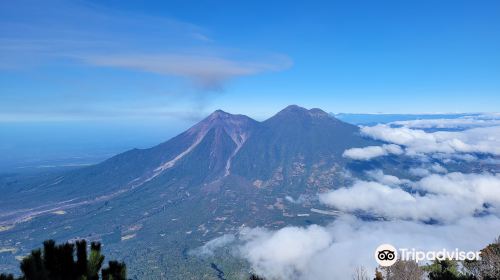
[75,240,88,277]
[0,274,15,280]
[87,242,105,280]
[20,249,47,280]
[101,261,126,280]
[0,239,125,280]
[427,259,461,280]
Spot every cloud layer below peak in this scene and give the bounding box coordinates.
[319,172,500,223]
[198,215,500,280]
[343,114,500,161]
[361,125,500,156]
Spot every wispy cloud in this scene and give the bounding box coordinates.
[79,53,292,91]
[0,0,292,87]
[0,0,292,120]
[190,234,235,257]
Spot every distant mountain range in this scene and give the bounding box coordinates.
[1,105,387,278]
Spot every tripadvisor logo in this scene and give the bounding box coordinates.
[375,244,397,267]
[374,244,481,267]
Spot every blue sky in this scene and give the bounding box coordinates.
[1,0,499,120]
[1,0,499,168]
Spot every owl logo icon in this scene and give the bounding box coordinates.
[375,244,397,266]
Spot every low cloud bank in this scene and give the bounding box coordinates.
[342,144,403,160]
[391,114,500,129]
[237,216,500,280]
[197,170,500,279]
[198,215,500,280]
[343,115,500,161]
[320,172,500,223]
[360,125,500,156]
[239,225,333,279]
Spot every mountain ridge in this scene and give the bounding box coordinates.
[0,105,376,215]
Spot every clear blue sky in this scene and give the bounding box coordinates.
[1,0,499,169]
[1,0,499,122]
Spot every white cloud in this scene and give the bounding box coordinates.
[409,167,431,177]
[232,215,500,280]
[285,195,308,204]
[360,125,500,156]
[409,163,447,177]
[319,181,420,219]
[392,114,500,129]
[344,116,500,161]
[198,168,500,279]
[365,169,407,186]
[319,172,500,223]
[342,144,403,160]
[239,225,333,279]
[417,173,500,204]
[430,163,448,173]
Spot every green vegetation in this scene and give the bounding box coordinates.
[0,240,126,280]
[426,259,464,280]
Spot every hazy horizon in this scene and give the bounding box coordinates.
[1,109,494,173]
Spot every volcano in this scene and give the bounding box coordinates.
[0,105,382,278]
